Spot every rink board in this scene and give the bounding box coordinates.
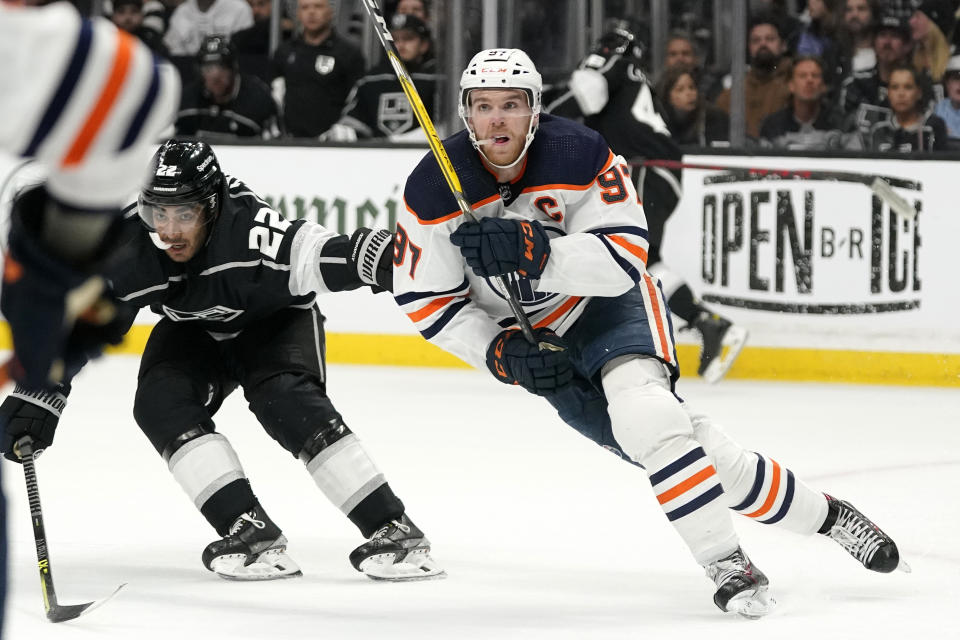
[0,147,957,386]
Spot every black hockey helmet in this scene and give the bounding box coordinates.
[197,34,238,71]
[593,18,645,63]
[138,139,223,234]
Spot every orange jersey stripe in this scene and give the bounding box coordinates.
[744,460,782,518]
[532,296,582,329]
[656,466,717,505]
[405,194,500,226]
[406,295,455,322]
[608,235,649,265]
[643,273,671,364]
[63,29,135,167]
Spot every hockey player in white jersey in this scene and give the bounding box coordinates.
[394,48,906,618]
[0,1,181,389]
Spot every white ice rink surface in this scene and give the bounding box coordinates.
[3,356,958,640]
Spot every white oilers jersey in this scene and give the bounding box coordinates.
[395,114,650,370]
[0,3,180,209]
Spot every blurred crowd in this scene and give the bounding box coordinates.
[96,0,960,153]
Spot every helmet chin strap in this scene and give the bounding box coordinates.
[468,114,539,171]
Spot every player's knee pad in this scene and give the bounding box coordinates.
[601,355,693,462]
[133,366,214,453]
[683,405,756,497]
[298,418,386,516]
[246,373,337,454]
[161,422,246,510]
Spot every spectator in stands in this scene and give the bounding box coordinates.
[271,0,365,138]
[176,35,280,139]
[395,0,428,21]
[327,13,439,142]
[795,0,842,57]
[843,0,878,73]
[867,63,948,150]
[910,0,955,82]
[933,55,960,139]
[109,0,170,56]
[749,0,803,49]
[232,0,289,83]
[838,14,936,136]
[657,64,730,147]
[759,55,850,149]
[164,0,253,56]
[662,31,724,102]
[715,14,792,139]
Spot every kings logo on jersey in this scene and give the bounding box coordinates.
[161,305,244,322]
[315,55,336,75]
[377,92,414,136]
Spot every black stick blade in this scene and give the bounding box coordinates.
[46,583,126,623]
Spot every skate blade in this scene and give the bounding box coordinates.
[360,549,446,582]
[897,558,912,574]
[702,326,748,384]
[726,586,776,620]
[211,550,303,581]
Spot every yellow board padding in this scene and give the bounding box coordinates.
[1,322,957,386]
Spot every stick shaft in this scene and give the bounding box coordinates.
[19,437,60,614]
[358,0,536,343]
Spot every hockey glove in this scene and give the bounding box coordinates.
[348,227,394,293]
[0,383,69,463]
[485,328,573,396]
[1,186,128,388]
[451,217,551,279]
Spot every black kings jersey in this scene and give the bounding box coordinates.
[110,176,349,338]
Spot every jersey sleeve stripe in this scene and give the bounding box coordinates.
[532,295,582,329]
[404,194,500,225]
[394,279,470,305]
[63,28,135,167]
[120,57,159,150]
[595,234,643,282]
[21,19,94,157]
[608,235,648,265]
[406,295,455,322]
[420,298,471,340]
[591,224,649,240]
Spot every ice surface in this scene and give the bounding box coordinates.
[3,356,958,639]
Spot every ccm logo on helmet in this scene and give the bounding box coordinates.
[480,66,508,74]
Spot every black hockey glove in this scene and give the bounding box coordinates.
[450,218,550,279]
[0,382,69,463]
[348,227,394,293]
[485,328,573,396]
[1,187,127,388]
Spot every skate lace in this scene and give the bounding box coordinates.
[829,509,882,564]
[229,512,266,536]
[705,550,751,586]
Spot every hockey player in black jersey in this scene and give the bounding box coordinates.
[0,140,443,582]
[547,21,747,383]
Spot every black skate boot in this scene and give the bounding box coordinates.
[349,513,444,581]
[820,495,908,573]
[704,546,775,619]
[202,503,302,580]
[691,312,748,384]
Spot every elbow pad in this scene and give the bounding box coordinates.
[569,68,609,116]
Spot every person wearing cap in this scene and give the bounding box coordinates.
[175,34,281,139]
[271,0,366,138]
[109,0,170,56]
[934,55,960,139]
[325,13,439,142]
[910,0,956,82]
[838,12,936,140]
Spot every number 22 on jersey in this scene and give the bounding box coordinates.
[248,207,291,259]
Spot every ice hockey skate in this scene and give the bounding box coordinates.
[349,514,445,581]
[692,312,748,384]
[202,504,302,581]
[704,546,775,619]
[821,495,909,573]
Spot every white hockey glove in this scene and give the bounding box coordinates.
[569,68,609,116]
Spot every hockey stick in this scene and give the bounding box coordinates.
[640,159,917,221]
[357,0,540,345]
[15,435,125,622]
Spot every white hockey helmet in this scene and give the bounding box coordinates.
[458,48,543,169]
